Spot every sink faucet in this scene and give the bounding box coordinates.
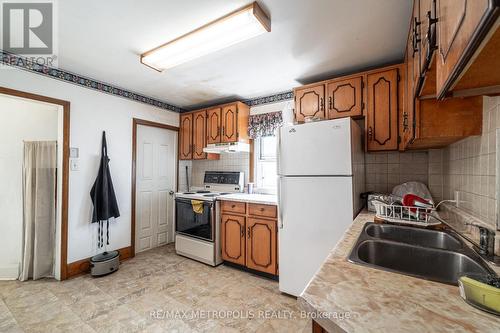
[466,222,496,256]
[430,213,500,266]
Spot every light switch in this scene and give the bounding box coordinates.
[70,159,79,171]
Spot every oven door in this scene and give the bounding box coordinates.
[175,198,214,242]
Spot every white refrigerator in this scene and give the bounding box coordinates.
[278,117,365,296]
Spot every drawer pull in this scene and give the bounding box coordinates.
[260,208,265,211]
[232,204,236,208]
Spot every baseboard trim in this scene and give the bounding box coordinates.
[0,264,19,280]
[66,246,133,279]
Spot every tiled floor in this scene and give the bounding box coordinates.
[0,244,310,332]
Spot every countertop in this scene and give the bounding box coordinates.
[217,193,277,205]
[298,210,500,333]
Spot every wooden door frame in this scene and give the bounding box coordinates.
[0,86,71,280]
[131,118,179,256]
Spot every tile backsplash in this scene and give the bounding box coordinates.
[365,151,432,198]
[437,96,499,228]
[191,153,250,188]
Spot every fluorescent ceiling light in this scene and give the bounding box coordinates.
[141,2,271,71]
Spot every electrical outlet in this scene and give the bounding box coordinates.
[70,159,79,171]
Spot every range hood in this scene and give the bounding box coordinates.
[203,142,250,154]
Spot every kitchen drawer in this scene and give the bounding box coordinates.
[221,201,246,214]
[248,203,277,219]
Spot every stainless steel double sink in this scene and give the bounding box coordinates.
[348,223,496,285]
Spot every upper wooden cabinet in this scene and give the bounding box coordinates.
[294,84,325,122]
[178,101,249,160]
[179,113,193,160]
[206,107,221,144]
[326,76,363,119]
[222,103,238,143]
[192,111,207,160]
[366,69,399,152]
[435,0,499,97]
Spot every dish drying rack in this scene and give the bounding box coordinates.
[371,198,439,226]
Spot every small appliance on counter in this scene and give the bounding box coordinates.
[90,250,120,277]
[459,274,500,315]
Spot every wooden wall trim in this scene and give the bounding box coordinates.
[131,118,179,256]
[66,246,133,279]
[0,86,70,280]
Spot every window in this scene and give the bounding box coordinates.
[254,135,277,193]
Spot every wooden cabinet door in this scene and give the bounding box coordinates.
[366,69,399,151]
[206,107,221,144]
[326,76,363,119]
[222,104,238,143]
[436,0,491,97]
[192,111,207,160]
[221,214,246,266]
[179,113,193,160]
[246,218,277,275]
[294,84,325,122]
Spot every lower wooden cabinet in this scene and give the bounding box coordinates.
[246,218,277,275]
[221,214,246,266]
[221,201,278,275]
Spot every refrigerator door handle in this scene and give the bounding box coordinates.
[278,178,283,229]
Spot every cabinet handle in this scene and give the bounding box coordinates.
[329,96,333,110]
[217,126,220,136]
[231,204,236,208]
[368,127,373,141]
[403,112,409,131]
[222,127,225,136]
[247,226,251,239]
[241,227,245,238]
[412,17,421,56]
[320,98,324,111]
[260,208,265,212]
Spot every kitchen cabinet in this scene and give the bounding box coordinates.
[435,0,499,98]
[366,68,399,152]
[192,111,207,160]
[294,84,326,122]
[179,113,193,160]
[326,76,363,119]
[178,101,249,160]
[222,103,238,142]
[221,214,246,266]
[207,107,221,144]
[220,200,278,276]
[246,218,277,275]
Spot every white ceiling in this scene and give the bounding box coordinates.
[58,0,412,109]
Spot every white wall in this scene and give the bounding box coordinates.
[0,94,60,279]
[0,68,179,264]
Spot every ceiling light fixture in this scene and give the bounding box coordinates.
[140,2,271,72]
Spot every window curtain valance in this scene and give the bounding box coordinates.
[248,111,283,139]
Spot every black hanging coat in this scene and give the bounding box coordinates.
[90,131,120,247]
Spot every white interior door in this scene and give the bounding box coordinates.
[136,124,177,253]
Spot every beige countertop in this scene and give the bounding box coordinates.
[298,210,500,333]
[217,193,277,205]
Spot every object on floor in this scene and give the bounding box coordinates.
[20,141,57,281]
[90,131,120,248]
[459,274,500,315]
[90,250,119,277]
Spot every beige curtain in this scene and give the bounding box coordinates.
[19,141,57,281]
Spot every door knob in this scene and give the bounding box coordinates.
[169,190,175,195]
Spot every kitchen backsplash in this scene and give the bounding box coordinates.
[364,151,433,198]
[435,96,499,228]
[191,153,250,188]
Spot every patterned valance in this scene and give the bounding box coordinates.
[248,111,283,139]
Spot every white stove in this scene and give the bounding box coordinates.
[174,171,244,266]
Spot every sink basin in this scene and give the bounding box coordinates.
[365,223,463,251]
[348,223,495,285]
